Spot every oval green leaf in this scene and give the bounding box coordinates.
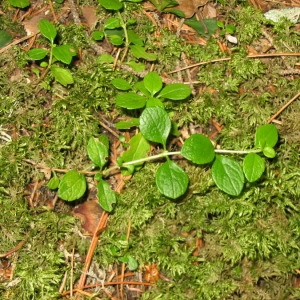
[255,124,278,149]
[139,107,171,146]
[129,45,157,61]
[47,176,60,190]
[263,146,276,158]
[116,93,147,109]
[28,48,48,60]
[9,0,30,8]
[111,78,132,91]
[156,160,189,199]
[243,153,265,182]
[158,83,191,100]
[121,133,150,164]
[50,66,74,86]
[212,155,244,196]
[98,0,123,10]
[52,45,77,64]
[143,72,163,96]
[87,137,108,169]
[181,134,215,164]
[97,178,116,212]
[104,17,121,29]
[38,19,57,42]
[58,171,86,201]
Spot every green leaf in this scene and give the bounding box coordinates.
[104,17,121,29]
[121,133,150,164]
[116,93,147,109]
[130,45,157,61]
[263,146,276,158]
[98,0,123,10]
[58,171,86,201]
[184,18,218,38]
[38,19,57,43]
[108,34,124,46]
[87,137,108,169]
[50,66,74,86]
[0,30,13,48]
[92,30,105,41]
[243,153,265,182]
[97,178,116,212]
[158,83,191,100]
[156,160,189,199]
[111,78,132,91]
[143,72,163,96]
[126,61,145,72]
[127,30,143,46]
[115,118,140,129]
[119,255,138,270]
[98,53,114,63]
[9,0,30,8]
[47,176,60,190]
[139,107,171,146]
[146,98,164,108]
[255,124,278,149]
[212,155,244,196]
[28,48,48,60]
[181,134,215,164]
[52,45,77,64]
[134,81,150,97]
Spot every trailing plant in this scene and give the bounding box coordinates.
[46,73,278,212]
[93,0,156,64]
[27,19,77,87]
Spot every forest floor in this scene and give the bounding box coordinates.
[0,0,300,299]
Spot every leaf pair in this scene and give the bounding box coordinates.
[27,20,76,86]
[113,71,191,113]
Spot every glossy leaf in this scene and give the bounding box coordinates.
[263,146,276,158]
[115,118,140,129]
[50,66,74,86]
[47,176,60,190]
[104,17,121,29]
[139,107,171,146]
[97,178,116,212]
[87,137,108,169]
[116,93,147,109]
[98,0,123,10]
[181,134,215,164]
[52,45,77,64]
[243,153,265,182]
[212,155,244,196]
[158,83,191,100]
[111,78,132,91]
[58,171,86,201]
[144,72,163,96]
[121,133,150,164]
[9,0,30,8]
[130,45,157,61]
[38,19,57,43]
[28,48,48,60]
[255,124,278,149]
[156,160,189,199]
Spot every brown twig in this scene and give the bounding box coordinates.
[75,211,109,295]
[168,52,300,74]
[267,92,300,124]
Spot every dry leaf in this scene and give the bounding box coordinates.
[173,0,209,18]
[81,6,98,29]
[73,200,103,235]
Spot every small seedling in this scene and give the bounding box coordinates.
[47,73,278,212]
[93,0,156,63]
[112,71,191,129]
[27,19,77,87]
